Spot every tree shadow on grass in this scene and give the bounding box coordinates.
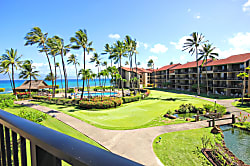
[144,97,187,102]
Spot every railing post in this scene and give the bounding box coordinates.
[232,114,235,124]
[212,118,215,127]
[36,146,61,166]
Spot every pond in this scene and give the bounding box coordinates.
[220,125,250,164]
[173,113,209,120]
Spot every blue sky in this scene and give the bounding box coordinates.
[1,0,250,79]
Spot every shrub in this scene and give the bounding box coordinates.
[32,95,48,101]
[0,88,5,92]
[203,104,214,112]
[239,98,250,102]
[79,97,122,109]
[0,94,15,109]
[176,103,204,114]
[18,109,47,123]
[67,88,74,93]
[122,95,141,103]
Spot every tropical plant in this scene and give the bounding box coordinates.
[78,69,90,99]
[183,32,206,95]
[56,62,63,89]
[147,59,155,87]
[90,53,101,87]
[70,29,95,95]
[237,71,249,105]
[102,43,114,66]
[0,48,22,95]
[19,60,40,97]
[67,54,80,89]
[50,36,71,98]
[111,40,128,97]
[24,27,54,96]
[198,43,218,96]
[0,60,13,90]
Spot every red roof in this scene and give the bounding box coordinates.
[207,53,250,66]
[172,59,213,70]
[157,63,181,71]
[121,67,152,73]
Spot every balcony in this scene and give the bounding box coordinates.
[227,68,244,72]
[0,110,141,166]
[213,69,227,72]
[227,85,243,88]
[213,84,227,88]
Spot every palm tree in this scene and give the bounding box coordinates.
[133,40,139,90]
[90,53,101,88]
[0,61,13,90]
[44,72,55,81]
[111,40,127,97]
[78,69,90,99]
[70,29,95,96]
[198,43,218,96]
[56,62,63,90]
[1,49,22,95]
[237,71,249,105]
[102,61,108,69]
[25,27,54,95]
[125,35,133,88]
[147,59,155,87]
[19,60,39,97]
[183,32,206,95]
[67,54,80,89]
[51,36,71,98]
[102,43,113,66]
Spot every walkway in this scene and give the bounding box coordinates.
[14,97,248,166]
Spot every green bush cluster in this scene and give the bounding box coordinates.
[79,97,122,109]
[0,88,5,92]
[18,109,47,123]
[0,94,15,109]
[67,88,75,93]
[93,86,113,91]
[122,95,141,103]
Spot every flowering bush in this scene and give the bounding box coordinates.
[16,92,31,99]
[237,112,250,123]
[0,88,5,92]
[79,97,122,109]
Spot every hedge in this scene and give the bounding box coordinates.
[79,97,122,109]
[0,88,5,92]
[122,95,141,103]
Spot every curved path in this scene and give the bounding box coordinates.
[14,96,248,166]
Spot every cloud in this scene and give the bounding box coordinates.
[137,41,149,49]
[194,13,201,19]
[187,8,191,12]
[170,36,190,50]
[243,0,250,12]
[150,44,168,53]
[143,43,148,49]
[108,34,120,39]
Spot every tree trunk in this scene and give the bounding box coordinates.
[135,53,140,93]
[205,62,209,96]
[7,71,13,90]
[81,48,86,99]
[59,65,63,90]
[53,55,56,98]
[75,63,79,89]
[12,64,16,96]
[29,76,32,98]
[43,43,54,98]
[61,52,67,98]
[196,47,200,95]
[120,55,124,97]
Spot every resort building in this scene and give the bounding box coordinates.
[119,53,250,96]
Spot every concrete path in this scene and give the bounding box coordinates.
[14,96,248,166]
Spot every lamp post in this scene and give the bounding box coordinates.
[214,99,217,113]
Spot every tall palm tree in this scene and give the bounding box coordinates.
[56,62,63,90]
[111,40,127,97]
[102,43,113,67]
[19,60,39,97]
[67,54,80,89]
[1,49,22,95]
[147,59,155,87]
[198,43,218,96]
[0,61,13,90]
[70,29,95,95]
[51,36,71,98]
[24,27,54,95]
[125,35,133,88]
[133,40,139,90]
[183,32,206,95]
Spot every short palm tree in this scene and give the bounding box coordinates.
[56,62,63,90]
[19,60,39,97]
[1,48,22,95]
[0,60,13,90]
[198,43,218,96]
[78,68,90,99]
[90,53,101,87]
[237,72,249,105]
[147,59,155,87]
[183,32,206,95]
[102,43,113,66]
[67,54,80,89]
[25,27,54,95]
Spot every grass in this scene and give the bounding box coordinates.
[153,127,220,166]
[32,90,216,130]
[231,101,250,113]
[3,104,105,150]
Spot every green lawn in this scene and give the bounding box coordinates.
[153,128,220,166]
[32,90,215,130]
[3,104,105,150]
[231,101,250,113]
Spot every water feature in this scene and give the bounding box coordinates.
[220,125,250,164]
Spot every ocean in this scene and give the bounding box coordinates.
[0,79,111,93]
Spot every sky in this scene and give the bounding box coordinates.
[1,0,250,79]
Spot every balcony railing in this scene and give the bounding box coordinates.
[0,109,142,166]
